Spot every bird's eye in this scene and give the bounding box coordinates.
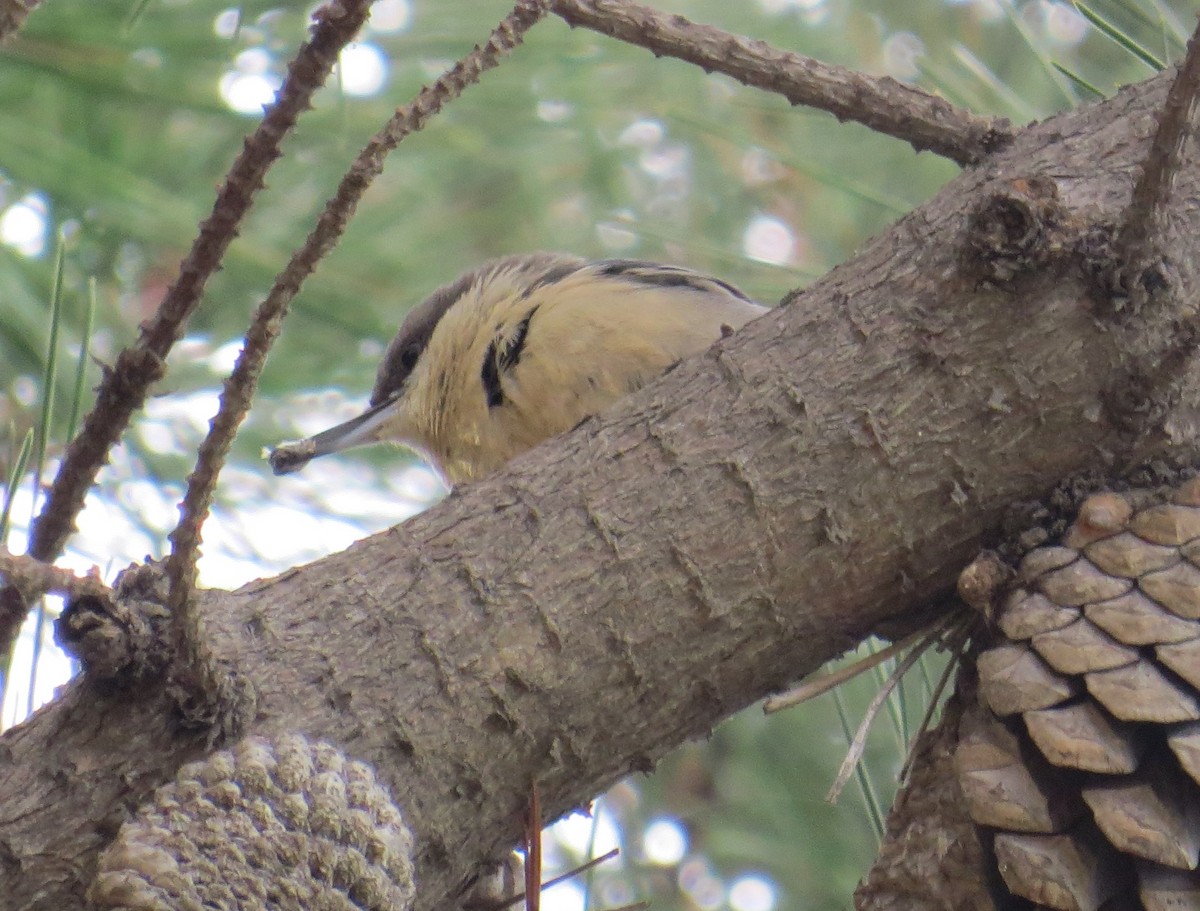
[399,344,421,372]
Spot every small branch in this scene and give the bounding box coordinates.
[549,0,1011,165]
[163,0,550,728]
[22,0,375,574]
[2,0,374,675]
[0,587,25,651]
[0,0,41,43]
[1118,15,1200,295]
[0,547,111,605]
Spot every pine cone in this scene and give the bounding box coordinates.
[956,481,1200,911]
[88,733,416,911]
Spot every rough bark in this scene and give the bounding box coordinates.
[3,67,1199,911]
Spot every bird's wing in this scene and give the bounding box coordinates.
[484,264,767,455]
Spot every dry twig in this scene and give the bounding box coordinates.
[1098,18,1200,438]
[2,0,378,666]
[487,850,620,911]
[550,0,1011,165]
[763,618,950,714]
[897,637,963,785]
[1119,17,1200,279]
[525,779,542,911]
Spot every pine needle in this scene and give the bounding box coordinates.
[65,278,98,443]
[763,623,934,714]
[825,617,959,804]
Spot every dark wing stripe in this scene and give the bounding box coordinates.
[707,276,754,302]
[481,339,505,408]
[499,306,538,372]
[482,306,539,409]
[595,259,752,302]
[519,261,585,299]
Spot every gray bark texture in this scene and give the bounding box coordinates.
[2,65,1198,911]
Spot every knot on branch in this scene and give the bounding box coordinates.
[1099,318,1200,435]
[88,733,417,911]
[977,119,1016,157]
[961,176,1069,287]
[1112,252,1180,312]
[167,663,257,747]
[1079,223,1179,315]
[55,562,172,684]
[56,560,256,742]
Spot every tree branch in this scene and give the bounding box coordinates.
[0,548,109,606]
[2,66,1195,911]
[549,0,1011,165]
[1118,15,1200,299]
[163,0,550,734]
[20,0,375,571]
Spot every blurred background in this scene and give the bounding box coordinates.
[0,0,1190,908]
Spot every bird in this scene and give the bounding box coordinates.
[269,252,767,485]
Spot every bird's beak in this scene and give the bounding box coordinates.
[268,397,398,476]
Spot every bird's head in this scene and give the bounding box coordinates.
[267,253,584,478]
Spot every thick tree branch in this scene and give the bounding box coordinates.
[549,0,1012,165]
[2,65,1196,911]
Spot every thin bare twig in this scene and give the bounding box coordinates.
[0,0,42,43]
[0,587,25,649]
[549,0,1011,165]
[1118,15,1200,291]
[164,0,550,723]
[1099,18,1200,437]
[0,547,111,606]
[21,0,374,575]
